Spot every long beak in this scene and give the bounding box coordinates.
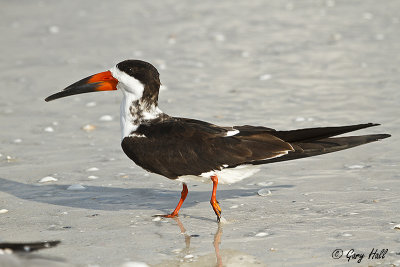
[45,71,118,102]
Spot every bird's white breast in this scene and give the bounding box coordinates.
[177,165,260,184]
[120,92,138,140]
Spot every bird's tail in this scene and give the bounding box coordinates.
[254,123,390,164]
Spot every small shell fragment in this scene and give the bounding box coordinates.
[67,184,86,191]
[241,51,250,57]
[214,33,225,42]
[363,12,373,20]
[99,115,113,121]
[257,188,272,196]
[259,74,272,81]
[255,232,269,237]
[0,209,9,214]
[48,25,60,34]
[44,126,54,132]
[39,176,58,183]
[346,164,366,169]
[86,167,99,172]
[86,102,96,107]
[184,254,194,259]
[172,248,182,254]
[82,124,96,132]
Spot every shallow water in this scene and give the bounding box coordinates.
[1,0,399,266]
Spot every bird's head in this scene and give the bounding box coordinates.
[45,60,161,106]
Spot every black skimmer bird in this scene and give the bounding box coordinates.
[45,59,390,222]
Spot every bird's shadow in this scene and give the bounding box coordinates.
[0,177,293,212]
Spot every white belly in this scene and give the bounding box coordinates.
[177,165,260,184]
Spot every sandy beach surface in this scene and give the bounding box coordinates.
[1,0,399,266]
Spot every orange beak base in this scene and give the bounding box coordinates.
[45,71,118,102]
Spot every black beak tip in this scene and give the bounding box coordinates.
[45,94,58,102]
[44,91,67,102]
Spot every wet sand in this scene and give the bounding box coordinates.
[1,0,399,266]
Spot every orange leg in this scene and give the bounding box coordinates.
[161,183,188,218]
[210,175,222,222]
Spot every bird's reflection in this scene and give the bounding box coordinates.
[172,217,191,255]
[157,218,266,267]
[171,217,223,267]
[212,223,223,267]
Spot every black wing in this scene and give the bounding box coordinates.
[122,119,390,179]
[121,117,293,178]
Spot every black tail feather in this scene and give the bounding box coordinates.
[253,133,390,165]
[273,123,380,143]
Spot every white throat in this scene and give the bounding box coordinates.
[110,66,162,140]
[119,93,162,140]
